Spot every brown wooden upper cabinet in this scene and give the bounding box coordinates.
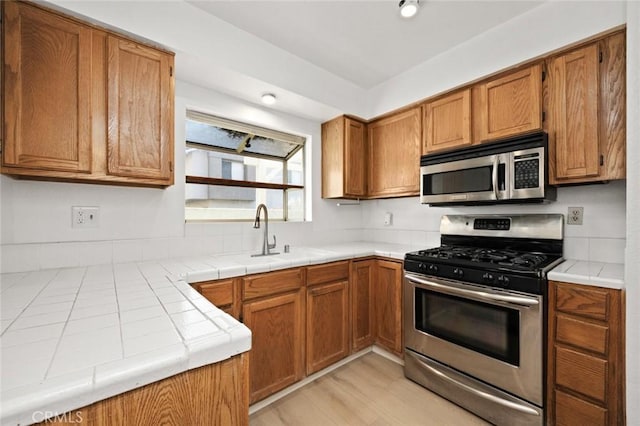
[477,64,543,142]
[423,89,472,154]
[546,32,625,185]
[321,116,366,199]
[368,107,422,198]
[1,1,175,187]
[2,1,93,173]
[107,36,174,182]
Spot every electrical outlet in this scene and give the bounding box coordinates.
[72,206,100,228]
[567,207,584,225]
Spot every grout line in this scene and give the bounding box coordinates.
[43,268,87,379]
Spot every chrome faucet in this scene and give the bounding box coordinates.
[251,204,279,256]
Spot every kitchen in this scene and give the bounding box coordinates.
[0,1,638,425]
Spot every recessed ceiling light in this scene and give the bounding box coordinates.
[399,0,419,18]
[261,93,277,105]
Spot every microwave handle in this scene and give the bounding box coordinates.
[492,156,499,200]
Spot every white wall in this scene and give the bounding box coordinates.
[624,2,640,424]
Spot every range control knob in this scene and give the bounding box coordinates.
[497,275,510,286]
[482,272,494,282]
[453,268,464,278]
[428,264,439,274]
[418,263,427,271]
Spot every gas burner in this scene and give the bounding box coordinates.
[412,246,552,271]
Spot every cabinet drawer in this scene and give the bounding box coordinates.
[555,347,607,404]
[242,268,304,300]
[197,280,234,307]
[556,314,608,355]
[555,390,607,426]
[306,261,349,286]
[555,283,609,321]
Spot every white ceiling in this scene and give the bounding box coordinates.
[187,1,544,90]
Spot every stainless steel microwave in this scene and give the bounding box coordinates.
[420,132,556,206]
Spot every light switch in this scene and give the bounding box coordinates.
[384,212,393,226]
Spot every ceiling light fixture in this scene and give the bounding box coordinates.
[399,0,419,18]
[261,93,277,105]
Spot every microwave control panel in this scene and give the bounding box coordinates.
[513,155,540,189]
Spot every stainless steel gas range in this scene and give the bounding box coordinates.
[403,214,564,426]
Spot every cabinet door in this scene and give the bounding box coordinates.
[478,64,542,141]
[344,118,366,197]
[2,2,92,173]
[306,281,349,375]
[107,36,174,182]
[321,116,365,199]
[423,89,472,154]
[352,260,375,352]
[321,116,345,198]
[549,43,600,181]
[242,290,304,404]
[368,107,421,197]
[374,260,403,355]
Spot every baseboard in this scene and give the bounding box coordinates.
[249,346,373,416]
[372,345,405,366]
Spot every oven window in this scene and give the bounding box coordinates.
[415,288,519,365]
[423,166,492,195]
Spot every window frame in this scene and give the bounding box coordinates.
[184,112,307,223]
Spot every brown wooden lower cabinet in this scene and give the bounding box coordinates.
[36,353,248,426]
[547,280,624,426]
[188,258,404,405]
[374,259,403,356]
[242,289,304,404]
[351,259,375,351]
[194,278,240,319]
[306,279,350,375]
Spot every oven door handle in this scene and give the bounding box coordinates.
[405,273,539,307]
[406,351,541,417]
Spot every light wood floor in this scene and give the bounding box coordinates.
[250,353,491,426]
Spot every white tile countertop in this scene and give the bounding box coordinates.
[176,242,415,283]
[0,266,251,426]
[548,259,625,289]
[0,241,416,425]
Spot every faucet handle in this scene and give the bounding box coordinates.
[268,235,277,250]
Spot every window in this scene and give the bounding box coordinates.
[185,111,306,221]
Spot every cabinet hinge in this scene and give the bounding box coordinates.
[600,155,604,166]
[170,66,173,77]
[599,51,603,63]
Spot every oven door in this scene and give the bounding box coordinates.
[403,273,543,406]
[420,153,509,204]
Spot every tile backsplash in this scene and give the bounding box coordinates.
[0,181,627,274]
